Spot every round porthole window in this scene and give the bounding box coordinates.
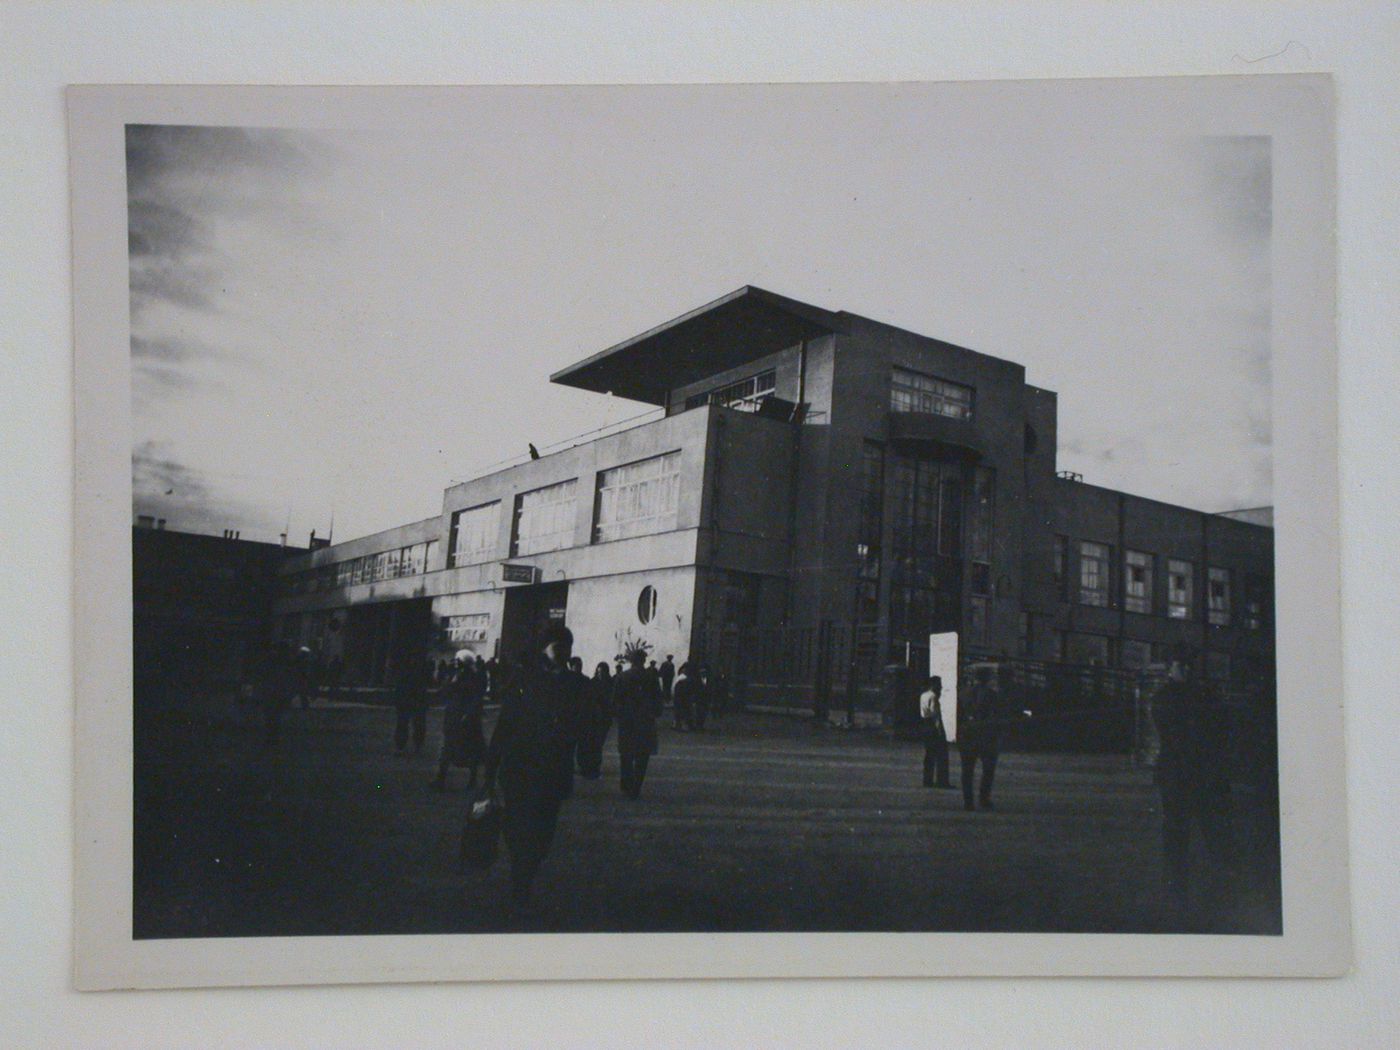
[637,585,657,625]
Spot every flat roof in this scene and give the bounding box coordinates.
[550,286,843,404]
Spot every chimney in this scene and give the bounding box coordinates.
[156,518,166,530]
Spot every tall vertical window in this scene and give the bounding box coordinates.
[1124,549,1154,614]
[889,367,974,420]
[593,452,681,543]
[857,442,884,580]
[968,466,995,587]
[336,560,354,588]
[1207,566,1232,626]
[888,456,964,644]
[1243,572,1270,630]
[424,539,439,570]
[511,479,578,556]
[968,595,990,643]
[1167,559,1194,620]
[1052,534,1069,601]
[1078,541,1111,607]
[684,369,776,412]
[449,501,501,567]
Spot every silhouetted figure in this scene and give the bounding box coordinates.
[671,660,693,730]
[430,657,486,791]
[690,665,712,730]
[1153,649,1237,910]
[528,443,541,460]
[393,652,432,755]
[482,624,586,907]
[920,675,952,788]
[614,649,662,798]
[258,643,296,746]
[659,655,676,700]
[575,661,614,779]
[958,667,1001,811]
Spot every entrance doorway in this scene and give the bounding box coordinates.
[499,581,569,661]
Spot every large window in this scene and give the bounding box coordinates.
[449,501,501,567]
[684,369,776,413]
[1207,566,1232,626]
[1064,631,1111,666]
[1078,541,1111,607]
[1124,549,1154,614]
[512,479,578,556]
[1167,559,1194,620]
[890,367,974,420]
[888,456,963,643]
[968,466,995,571]
[594,452,681,543]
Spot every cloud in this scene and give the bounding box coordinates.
[131,440,287,538]
[125,123,333,317]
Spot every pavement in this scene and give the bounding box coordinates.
[133,694,1281,937]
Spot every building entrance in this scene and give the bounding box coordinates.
[343,598,434,687]
[499,581,569,661]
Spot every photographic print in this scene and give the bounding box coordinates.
[71,77,1346,987]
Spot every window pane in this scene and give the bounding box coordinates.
[512,479,578,555]
[594,452,681,543]
[450,502,501,567]
[1079,541,1110,607]
[1167,558,1194,619]
[890,367,974,420]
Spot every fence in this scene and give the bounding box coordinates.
[694,621,1277,762]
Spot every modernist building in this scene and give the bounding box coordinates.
[272,287,1274,699]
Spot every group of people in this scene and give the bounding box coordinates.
[475,627,689,906]
[915,668,1001,812]
[915,647,1239,908]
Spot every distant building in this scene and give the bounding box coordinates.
[271,287,1274,700]
[133,525,299,703]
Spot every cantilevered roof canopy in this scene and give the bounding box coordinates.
[550,286,843,405]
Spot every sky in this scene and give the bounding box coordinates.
[127,84,1271,546]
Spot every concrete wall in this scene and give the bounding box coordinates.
[566,566,699,671]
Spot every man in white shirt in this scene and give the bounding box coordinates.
[919,675,952,788]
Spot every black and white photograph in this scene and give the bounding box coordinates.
[69,75,1346,987]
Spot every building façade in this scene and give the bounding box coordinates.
[271,287,1274,703]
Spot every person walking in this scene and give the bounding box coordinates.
[575,661,614,779]
[430,655,486,792]
[614,648,662,798]
[958,666,1002,810]
[1152,646,1237,910]
[392,649,432,755]
[690,665,712,731]
[919,675,952,788]
[671,661,694,730]
[480,624,587,908]
[658,654,676,703]
[258,643,296,746]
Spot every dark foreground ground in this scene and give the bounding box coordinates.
[134,694,1281,938]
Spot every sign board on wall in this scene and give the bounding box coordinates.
[500,563,538,585]
[929,631,959,742]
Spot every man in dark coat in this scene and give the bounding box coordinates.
[1152,648,1236,907]
[575,661,614,779]
[958,666,1002,811]
[430,656,486,792]
[481,624,586,907]
[614,649,662,798]
[658,655,676,702]
[392,650,433,755]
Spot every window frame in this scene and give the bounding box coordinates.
[889,366,974,421]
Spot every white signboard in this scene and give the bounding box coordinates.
[929,631,959,742]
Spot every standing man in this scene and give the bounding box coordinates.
[1152,646,1236,910]
[671,661,694,730]
[614,648,662,798]
[481,624,586,909]
[919,675,952,788]
[958,666,1002,811]
[658,654,676,704]
[392,648,432,755]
